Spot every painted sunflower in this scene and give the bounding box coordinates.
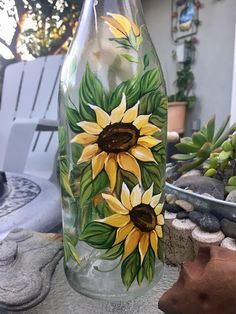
[71,94,161,191]
[101,13,140,39]
[100,183,164,263]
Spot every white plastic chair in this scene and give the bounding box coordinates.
[0,55,64,239]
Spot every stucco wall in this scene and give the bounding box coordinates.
[143,0,236,133]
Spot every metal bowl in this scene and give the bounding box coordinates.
[165,182,236,222]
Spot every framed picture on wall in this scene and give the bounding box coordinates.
[172,0,199,42]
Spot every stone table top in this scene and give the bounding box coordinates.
[3,261,179,314]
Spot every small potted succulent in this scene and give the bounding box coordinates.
[168,63,196,134]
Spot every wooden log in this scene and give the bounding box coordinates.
[164,211,177,264]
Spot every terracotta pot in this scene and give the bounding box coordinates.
[168,101,187,134]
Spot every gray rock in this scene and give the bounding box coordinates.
[199,214,221,233]
[164,203,183,213]
[175,200,194,212]
[189,211,204,225]
[0,228,63,311]
[221,219,236,239]
[176,211,189,220]
[226,190,236,203]
[174,176,225,200]
[180,169,202,179]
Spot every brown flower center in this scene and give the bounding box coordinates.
[98,122,139,153]
[130,204,156,232]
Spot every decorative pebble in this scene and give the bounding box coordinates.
[175,200,194,212]
[176,211,189,220]
[164,203,183,213]
[166,194,176,204]
[226,190,236,204]
[199,213,221,233]
[221,237,236,251]
[189,211,204,225]
[221,219,236,239]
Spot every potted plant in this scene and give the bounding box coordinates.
[168,63,196,134]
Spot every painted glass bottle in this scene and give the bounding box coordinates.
[59,0,167,300]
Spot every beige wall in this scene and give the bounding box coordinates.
[143,0,236,133]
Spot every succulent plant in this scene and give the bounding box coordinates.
[172,115,236,172]
[204,133,236,192]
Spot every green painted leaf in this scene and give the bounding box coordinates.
[79,222,116,249]
[109,38,132,50]
[79,165,93,207]
[58,127,66,154]
[96,199,113,219]
[152,143,166,165]
[99,242,124,260]
[79,63,108,119]
[137,265,145,286]
[206,115,216,142]
[140,162,162,194]
[109,75,141,111]
[143,54,150,70]
[59,156,74,198]
[80,166,109,207]
[143,247,155,283]
[71,143,83,165]
[115,169,139,199]
[121,53,138,63]
[64,232,80,265]
[140,68,162,96]
[67,242,81,265]
[121,248,141,290]
[65,106,82,133]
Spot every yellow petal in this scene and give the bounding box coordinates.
[117,152,141,183]
[130,145,155,162]
[122,102,139,123]
[139,232,150,264]
[101,16,126,37]
[133,115,151,130]
[114,222,134,245]
[101,214,130,227]
[157,214,164,226]
[78,144,100,163]
[123,228,142,261]
[71,133,98,145]
[110,93,126,123]
[130,184,142,207]
[154,203,164,216]
[102,193,129,214]
[151,193,162,208]
[131,21,140,37]
[150,230,158,257]
[137,136,162,148]
[121,183,132,211]
[92,151,107,179]
[142,184,154,205]
[140,124,160,136]
[105,155,117,192]
[155,225,163,238]
[89,105,110,128]
[108,25,126,38]
[77,121,102,135]
[109,13,131,36]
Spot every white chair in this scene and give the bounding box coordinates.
[0,55,64,239]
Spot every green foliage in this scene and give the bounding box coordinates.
[168,64,196,109]
[172,115,236,173]
[64,231,80,265]
[121,248,141,290]
[203,133,236,193]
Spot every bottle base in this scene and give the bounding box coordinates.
[64,259,164,302]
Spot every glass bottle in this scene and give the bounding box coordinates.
[59,0,167,301]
